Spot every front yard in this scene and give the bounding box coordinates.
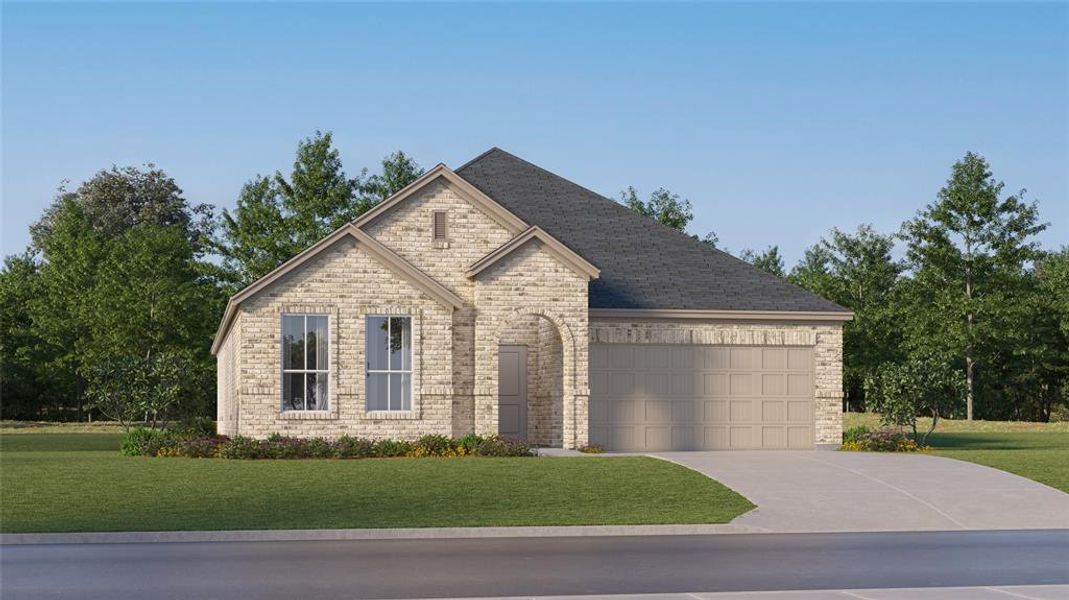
[844,412,1069,493]
[0,429,754,533]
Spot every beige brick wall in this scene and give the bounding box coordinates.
[233,236,455,439]
[215,322,239,436]
[590,320,844,446]
[472,240,589,448]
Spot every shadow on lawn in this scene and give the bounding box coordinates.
[928,431,1069,451]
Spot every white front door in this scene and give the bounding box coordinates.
[498,345,528,440]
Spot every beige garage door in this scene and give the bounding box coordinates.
[589,345,814,450]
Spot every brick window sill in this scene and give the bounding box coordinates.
[363,411,420,421]
[279,410,337,420]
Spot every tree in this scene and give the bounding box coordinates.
[359,150,424,211]
[790,225,904,410]
[31,165,212,256]
[865,355,967,446]
[215,133,424,285]
[80,224,223,418]
[899,152,1047,419]
[739,246,785,277]
[84,350,195,431]
[18,166,220,421]
[620,186,693,231]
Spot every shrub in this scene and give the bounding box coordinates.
[841,428,923,452]
[578,444,604,454]
[476,435,532,457]
[120,427,172,456]
[455,433,485,454]
[306,437,334,459]
[415,434,454,456]
[374,439,412,458]
[172,417,216,440]
[218,435,262,459]
[842,426,870,445]
[333,435,376,459]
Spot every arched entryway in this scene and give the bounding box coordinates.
[497,314,565,446]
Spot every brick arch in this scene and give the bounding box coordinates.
[493,307,577,393]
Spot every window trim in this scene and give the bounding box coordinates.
[365,315,414,412]
[280,313,331,412]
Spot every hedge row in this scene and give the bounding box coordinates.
[121,428,533,459]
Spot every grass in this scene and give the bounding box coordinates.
[844,412,1069,493]
[0,432,754,533]
[843,411,1069,433]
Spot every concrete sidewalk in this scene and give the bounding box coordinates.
[653,451,1069,532]
[416,586,1069,600]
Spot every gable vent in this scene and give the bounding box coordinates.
[433,211,448,241]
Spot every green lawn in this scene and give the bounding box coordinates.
[0,432,754,533]
[928,431,1069,494]
[843,412,1069,493]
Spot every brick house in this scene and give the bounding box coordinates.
[212,148,851,450]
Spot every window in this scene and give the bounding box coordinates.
[366,316,412,411]
[432,211,447,242]
[281,314,329,411]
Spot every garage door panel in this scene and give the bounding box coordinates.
[730,373,753,395]
[788,374,811,396]
[787,400,811,422]
[761,373,786,396]
[705,373,729,395]
[787,349,811,370]
[761,426,786,449]
[645,400,673,423]
[761,348,787,370]
[645,427,670,449]
[788,426,811,449]
[672,426,694,450]
[729,400,752,422]
[670,374,694,396]
[590,344,815,451]
[761,400,786,422]
[609,372,635,395]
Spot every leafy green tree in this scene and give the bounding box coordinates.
[85,350,196,431]
[81,224,224,418]
[216,133,423,285]
[19,166,220,420]
[899,152,1047,419]
[0,254,72,419]
[739,246,785,277]
[790,225,904,410]
[865,355,967,446]
[360,150,424,212]
[620,186,693,231]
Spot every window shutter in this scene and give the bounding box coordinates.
[433,211,447,241]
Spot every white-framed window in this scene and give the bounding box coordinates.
[366,316,412,411]
[281,314,329,411]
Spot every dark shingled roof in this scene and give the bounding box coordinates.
[456,148,848,313]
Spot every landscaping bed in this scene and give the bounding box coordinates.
[0,431,754,533]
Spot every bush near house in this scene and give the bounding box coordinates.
[840,426,924,452]
[121,428,533,459]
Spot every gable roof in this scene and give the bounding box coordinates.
[211,224,464,354]
[352,163,527,233]
[456,147,850,314]
[467,226,601,280]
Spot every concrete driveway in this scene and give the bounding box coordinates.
[652,451,1069,532]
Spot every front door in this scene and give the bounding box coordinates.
[498,345,528,440]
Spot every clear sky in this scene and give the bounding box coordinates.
[2,2,1066,264]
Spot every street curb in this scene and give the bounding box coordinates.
[0,524,764,545]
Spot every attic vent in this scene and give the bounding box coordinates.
[432,211,448,242]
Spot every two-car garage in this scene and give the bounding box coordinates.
[588,343,816,451]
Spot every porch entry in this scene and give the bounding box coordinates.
[497,345,528,440]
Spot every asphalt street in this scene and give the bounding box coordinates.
[2,529,1068,599]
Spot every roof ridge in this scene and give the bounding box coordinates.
[453,146,503,173]
[458,147,756,271]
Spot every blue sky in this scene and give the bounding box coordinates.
[3,2,1066,264]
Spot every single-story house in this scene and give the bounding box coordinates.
[212,148,851,450]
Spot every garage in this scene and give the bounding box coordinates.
[589,344,815,451]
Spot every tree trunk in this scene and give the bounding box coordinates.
[964,257,975,420]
